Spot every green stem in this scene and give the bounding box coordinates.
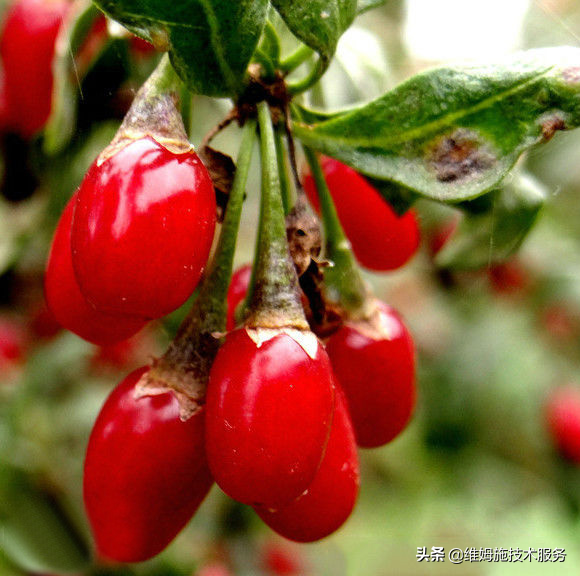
[103,53,190,160]
[144,53,182,98]
[288,57,326,95]
[274,124,294,215]
[145,120,257,408]
[253,48,277,81]
[280,44,314,74]
[197,120,257,327]
[302,146,369,315]
[245,102,307,329]
[261,20,281,65]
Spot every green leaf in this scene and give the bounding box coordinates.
[292,102,353,124]
[45,1,104,155]
[435,172,546,269]
[93,0,269,97]
[0,473,90,574]
[294,47,580,202]
[271,0,356,68]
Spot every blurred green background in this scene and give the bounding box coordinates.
[3,0,580,575]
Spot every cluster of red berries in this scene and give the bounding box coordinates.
[27,5,419,554]
[67,142,417,562]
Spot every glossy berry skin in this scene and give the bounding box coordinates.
[326,301,416,448]
[0,0,70,138]
[255,386,359,542]
[83,366,214,563]
[205,328,335,508]
[45,195,146,345]
[72,137,216,319]
[226,264,252,330]
[303,157,420,271]
[545,386,580,463]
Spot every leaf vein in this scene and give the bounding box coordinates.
[305,66,554,150]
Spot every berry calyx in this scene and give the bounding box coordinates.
[255,386,359,542]
[45,195,146,345]
[205,328,334,508]
[325,300,416,448]
[303,156,420,271]
[0,0,70,137]
[545,385,580,463]
[83,366,213,563]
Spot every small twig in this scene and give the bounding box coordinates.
[201,108,238,148]
[283,102,303,193]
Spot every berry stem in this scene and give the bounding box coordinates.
[296,114,370,317]
[141,119,257,417]
[288,57,326,96]
[274,123,294,215]
[244,101,308,330]
[261,20,281,65]
[280,44,314,74]
[99,54,191,162]
[253,49,277,81]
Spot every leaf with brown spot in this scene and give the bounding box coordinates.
[294,47,580,202]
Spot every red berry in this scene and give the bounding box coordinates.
[488,259,531,296]
[428,217,459,257]
[302,157,420,271]
[71,137,216,319]
[545,386,580,463]
[83,366,214,562]
[325,301,416,448]
[541,304,579,343]
[261,542,306,575]
[255,386,359,542]
[29,302,62,341]
[226,264,252,330]
[130,34,155,57]
[0,0,70,137]
[75,14,108,74]
[205,328,335,508]
[45,195,146,345]
[0,68,8,132]
[0,316,26,368]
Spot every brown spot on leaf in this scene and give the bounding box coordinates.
[540,112,567,141]
[428,128,496,183]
